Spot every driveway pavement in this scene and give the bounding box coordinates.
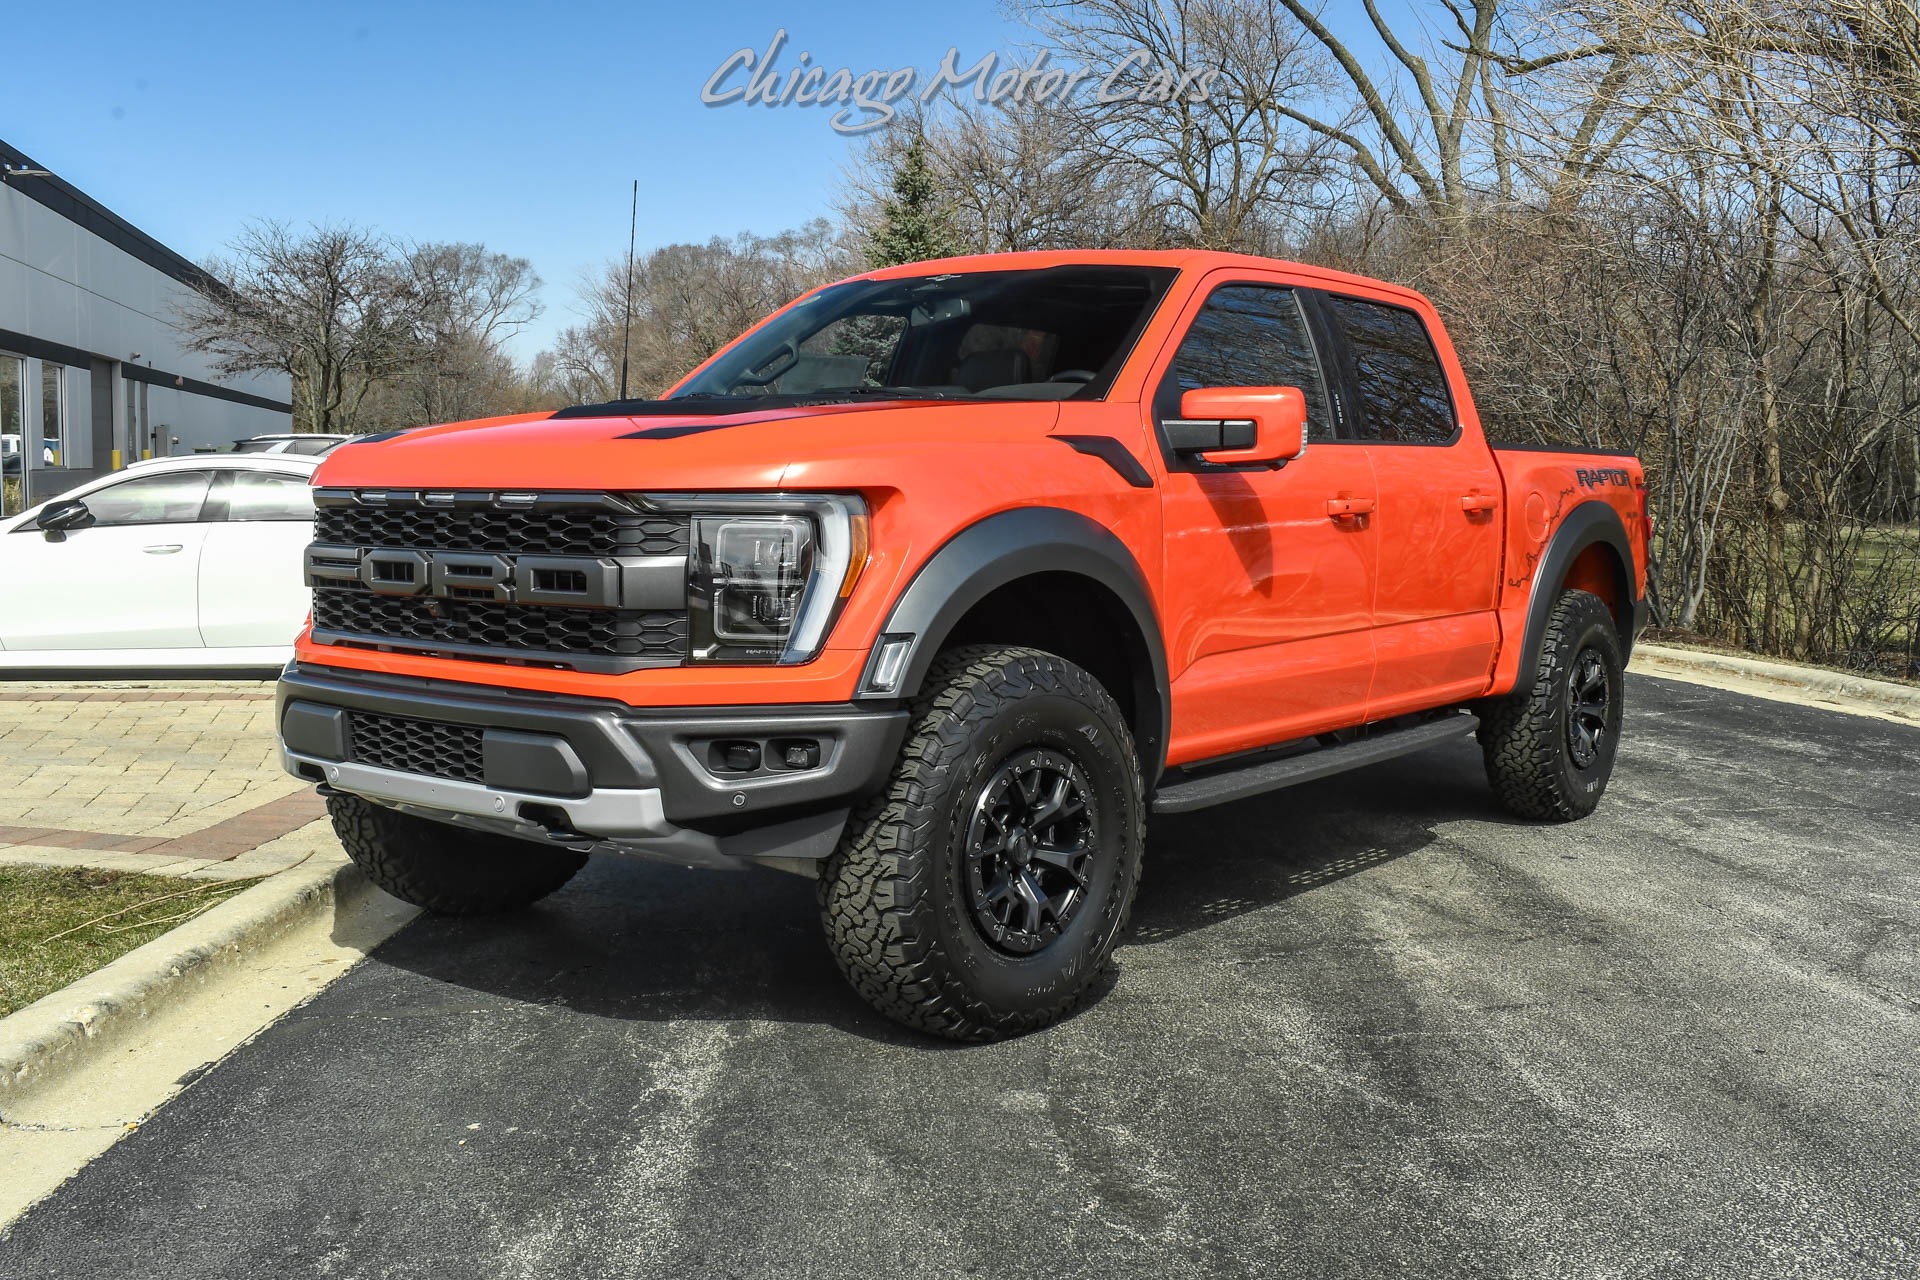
[2,674,1916,1278]
[0,682,327,880]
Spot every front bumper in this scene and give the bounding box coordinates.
[276,662,909,869]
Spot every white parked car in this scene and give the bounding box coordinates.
[0,455,319,669]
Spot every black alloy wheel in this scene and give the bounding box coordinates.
[1566,646,1613,770]
[964,748,1096,955]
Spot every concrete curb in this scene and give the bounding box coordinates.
[0,856,372,1106]
[1633,642,1920,718]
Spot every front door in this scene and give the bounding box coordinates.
[0,468,214,650]
[1151,275,1379,766]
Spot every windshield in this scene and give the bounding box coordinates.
[671,265,1177,404]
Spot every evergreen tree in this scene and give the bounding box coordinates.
[864,135,963,269]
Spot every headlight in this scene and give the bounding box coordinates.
[643,493,868,664]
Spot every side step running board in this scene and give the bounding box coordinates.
[1151,713,1480,814]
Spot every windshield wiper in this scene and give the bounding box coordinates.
[823,386,974,400]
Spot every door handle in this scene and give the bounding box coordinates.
[1460,494,1499,513]
[142,544,184,555]
[1326,497,1376,521]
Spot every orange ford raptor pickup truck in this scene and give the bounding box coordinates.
[278,250,1650,1039]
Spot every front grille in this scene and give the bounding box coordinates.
[308,490,691,671]
[347,710,483,783]
[313,588,688,659]
[313,503,687,558]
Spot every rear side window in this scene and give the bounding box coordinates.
[1324,295,1457,444]
[226,471,316,521]
[1155,285,1331,436]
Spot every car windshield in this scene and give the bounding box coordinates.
[671,265,1178,403]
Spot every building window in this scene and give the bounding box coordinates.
[1,355,22,516]
[1,356,20,435]
[41,362,65,466]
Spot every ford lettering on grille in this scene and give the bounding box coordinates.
[304,489,692,671]
[305,545,684,610]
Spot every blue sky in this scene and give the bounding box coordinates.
[1,1,1022,357]
[2,1,1425,361]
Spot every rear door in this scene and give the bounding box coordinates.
[197,469,316,648]
[1314,291,1503,718]
[0,469,214,650]
[1151,273,1380,765]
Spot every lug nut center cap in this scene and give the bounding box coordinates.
[1007,827,1032,867]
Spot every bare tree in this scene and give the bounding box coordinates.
[379,243,542,426]
[1025,0,1335,248]
[180,221,423,434]
[843,101,1172,255]
[537,221,855,402]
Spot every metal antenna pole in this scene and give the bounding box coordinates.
[618,180,638,401]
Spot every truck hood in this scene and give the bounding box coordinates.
[312,401,1063,492]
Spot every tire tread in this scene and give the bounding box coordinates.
[328,794,586,915]
[817,645,1143,1041]
[1480,589,1620,821]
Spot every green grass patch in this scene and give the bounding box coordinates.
[0,868,259,1018]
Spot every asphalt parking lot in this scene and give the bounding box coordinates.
[2,673,1916,1279]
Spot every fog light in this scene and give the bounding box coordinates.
[779,739,821,771]
[716,741,761,772]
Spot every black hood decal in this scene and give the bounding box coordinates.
[620,421,745,440]
[598,396,980,441]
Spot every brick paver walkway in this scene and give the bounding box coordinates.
[0,683,331,880]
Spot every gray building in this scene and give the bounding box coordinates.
[1,138,292,515]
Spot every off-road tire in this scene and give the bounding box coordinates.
[818,645,1145,1041]
[1479,588,1625,821]
[327,793,587,915]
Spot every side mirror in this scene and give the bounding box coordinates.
[38,498,92,541]
[1167,387,1308,466]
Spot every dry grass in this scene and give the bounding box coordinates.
[0,867,258,1018]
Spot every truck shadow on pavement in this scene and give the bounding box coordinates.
[358,742,1517,1045]
[1130,742,1517,944]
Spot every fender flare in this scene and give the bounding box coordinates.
[855,507,1170,778]
[1518,499,1638,672]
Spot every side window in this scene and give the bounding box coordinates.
[225,471,316,522]
[1324,295,1457,444]
[1155,285,1331,437]
[74,471,213,527]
